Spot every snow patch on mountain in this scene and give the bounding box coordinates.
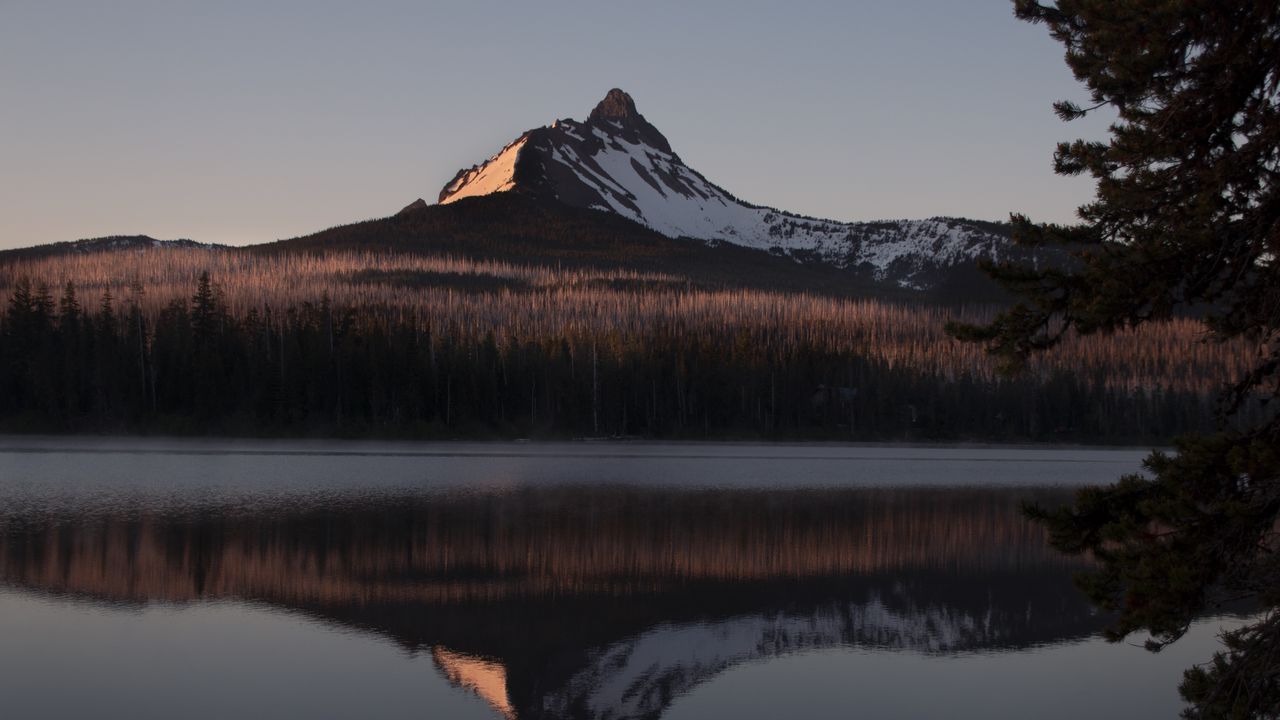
[439,137,528,204]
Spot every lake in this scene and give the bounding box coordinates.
[0,438,1243,719]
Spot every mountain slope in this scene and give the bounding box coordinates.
[255,193,924,299]
[438,89,1032,290]
[0,195,1004,301]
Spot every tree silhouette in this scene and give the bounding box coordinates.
[951,2,1280,716]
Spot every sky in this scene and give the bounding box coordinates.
[0,0,1113,249]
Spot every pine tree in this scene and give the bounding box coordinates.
[950,2,1280,716]
[191,271,219,343]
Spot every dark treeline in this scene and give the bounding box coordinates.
[0,273,1227,442]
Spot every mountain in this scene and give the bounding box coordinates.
[0,235,214,261]
[438,88,1031,291]
[0,89,1036,298]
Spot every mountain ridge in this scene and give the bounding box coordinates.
[0,235,216,261]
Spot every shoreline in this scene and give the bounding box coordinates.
[0,433,1167,456]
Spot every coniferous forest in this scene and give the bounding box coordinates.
[0,244,1252,441]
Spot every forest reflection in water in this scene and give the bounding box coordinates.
[0,475,1107,720]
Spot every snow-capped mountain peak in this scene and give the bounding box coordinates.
[437,89,1026,290]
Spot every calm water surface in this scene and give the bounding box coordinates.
[0,438,1241,719]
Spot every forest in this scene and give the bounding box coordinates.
[0,244,1253,441]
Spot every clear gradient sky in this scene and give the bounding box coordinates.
[0,0,1113,249]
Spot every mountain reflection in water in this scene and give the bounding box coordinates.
[0,484,1097,720]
